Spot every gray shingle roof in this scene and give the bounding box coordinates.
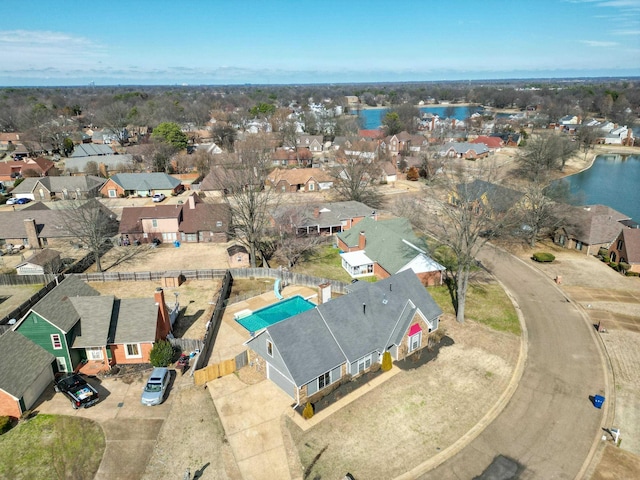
[255,270,442,386]
[111,298,158,344]
[10,176,106,195]
[65,154,134,173]
[29,276,100,332]
[70,296,115,348]
[16,248,61,268]
[71,144,115,157]
[0,330,54,398]
[109,173,181,191]
[569,205,630,245]
[276,200,376,230]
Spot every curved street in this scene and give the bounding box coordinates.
[419,246,608,479]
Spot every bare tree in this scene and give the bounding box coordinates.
[426,165,512,323]
[214,133,281,267]
[62,199,119,273]
[576,125,599,160]
[96,101,133,146]
[330,149,384,209]
[271,204,325,268]
[515,133,577,181]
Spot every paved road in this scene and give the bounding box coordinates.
[420,247,608,479]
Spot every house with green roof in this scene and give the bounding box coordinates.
[0,331,55,418]
[337,217,445,286]
[12,276,172,376]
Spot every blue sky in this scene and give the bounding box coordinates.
[1,0,639,86]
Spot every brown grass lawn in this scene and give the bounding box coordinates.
[0,284,44,320]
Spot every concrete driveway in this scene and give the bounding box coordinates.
[34,370,177,480]
[417,246,608,479]
[208,374,294,480]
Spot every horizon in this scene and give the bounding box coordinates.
[2,0,640,87]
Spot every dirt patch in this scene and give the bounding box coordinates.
[88,279,220,340]
[591,444,640,480]
[286,315,519,480]
[141,384,239,480]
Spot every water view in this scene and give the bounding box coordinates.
[358,105,483,130]
[559,154,640,222]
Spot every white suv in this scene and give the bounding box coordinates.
[152,193,166,202]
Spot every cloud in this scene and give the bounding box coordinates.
[580,40,619,46]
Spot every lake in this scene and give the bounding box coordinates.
[559,154,640,222]
[358,105,483,130]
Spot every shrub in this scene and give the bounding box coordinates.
[302,402,314,420]
[0,416,14,435]
[149,340,175,367]
[609,261,619,271]
[381,351,393,371]
[532,252,555,263]
[626,271,639,277]
[619,262,631,273]
[598,247,609,257]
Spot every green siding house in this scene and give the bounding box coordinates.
[14,276,100,373]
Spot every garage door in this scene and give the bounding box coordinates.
[267,364,295,399]
[22,363,54,410]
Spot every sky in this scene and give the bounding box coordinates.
[1,0,639,86]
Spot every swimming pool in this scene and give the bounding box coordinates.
[236,295,315,332]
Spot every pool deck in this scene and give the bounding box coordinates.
[209,284,318,365]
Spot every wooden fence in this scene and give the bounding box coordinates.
[0,273,58,286]
[194,350,248,385]
[0,274,64,325]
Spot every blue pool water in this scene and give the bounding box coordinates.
[236,295,315,332]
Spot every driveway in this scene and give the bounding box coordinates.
[208,374,294,480]
[34,371,177,480]
[417,246,608,479]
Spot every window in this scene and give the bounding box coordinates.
[86,347,103,360]
[357,354,372,373]
[216,221,223,227]
[576,241,583,251]
[125,343,142,359]
[51,334,62,350]
[108,189,117,198]
[56,357,68,373]
[617,239,624,250]
[409,331,422,353]
[308,183,315,191]
[318,371,331,389]
[266,339,273,357]
[152,219,158,228]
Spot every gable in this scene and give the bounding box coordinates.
[0,331,54,399]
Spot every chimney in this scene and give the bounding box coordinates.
[358,231,366,250]
[154,287,172,339]
[23,218,41,249]
[314,207,320,218]
[188,194,196,210]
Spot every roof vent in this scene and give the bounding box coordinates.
[363,303,366,314]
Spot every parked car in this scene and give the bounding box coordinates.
[54,373,100,409]
[141,367,170,406]
[7,197,31,205]
[152,193,166,202]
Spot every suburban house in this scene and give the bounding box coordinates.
[266,167,333,193]
[490,133,521,147]
[296,134,324,152]
[0,331,55,418]
[99,172,183,198]
[554,205,632,255]
[449,179,524,220]
[0,201,117,250]
[0,157,56,185]
[12,276,173,376]
[337,217,446,285]
[16,249,62,275]
[8,175,106,201]
[439,142,490,159]
[271,148,313,167]
[65,154,134,176]
[608,227,640,274]
[118,193,229,244]
[272,200,377,236]
[246,270,443,404]
[471,136,504,150]
[70,144,115,157]
[380,161,397,184]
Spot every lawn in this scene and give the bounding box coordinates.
[0,415,105,479]
[291,244,352,283]
[428,283,521,335]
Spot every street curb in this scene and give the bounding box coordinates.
[393,248,529,480]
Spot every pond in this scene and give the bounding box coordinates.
[358,105,484,130]
[557,154,640,222]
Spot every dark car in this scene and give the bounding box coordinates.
[54,373,100,409]
[16,198,31,205]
